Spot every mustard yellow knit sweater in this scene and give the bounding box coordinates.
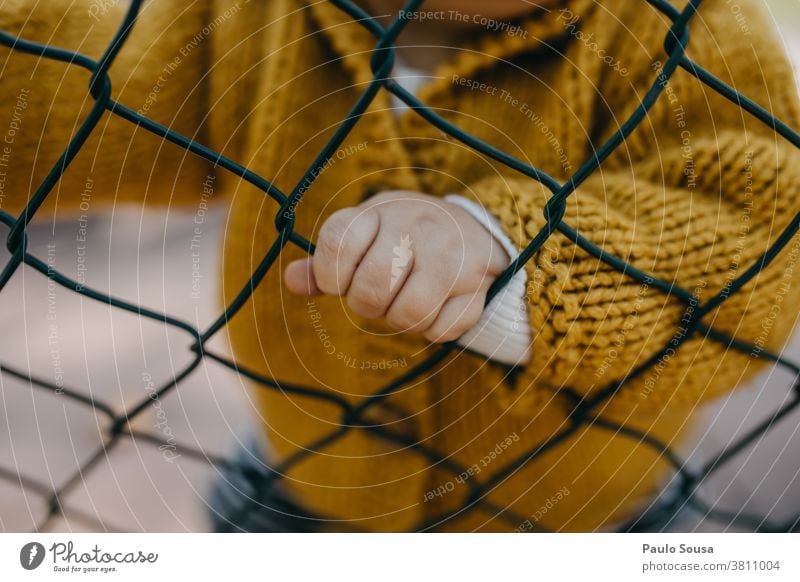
[2,0,800,531]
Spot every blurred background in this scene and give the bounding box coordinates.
[1,0,800,532]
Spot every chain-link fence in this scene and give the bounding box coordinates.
[1,0,799,533]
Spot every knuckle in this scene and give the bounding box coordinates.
[314,269,340,296]
[429,244,465,277]
[442,245,468,271]
[366,190,405,204]
[427,296,484,342]
[311,254,343,295]
[425,328,451,344]
[413,210,440,229]
[428,318,470,343]
[387,302,434,332]
[464,297,486,326]
[318,213,352,256]
[347,284,389,318]
[438,323,471,343]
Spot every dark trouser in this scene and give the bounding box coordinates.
[210,437,698,532]
[209,438,321,532]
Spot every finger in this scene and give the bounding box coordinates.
[313,207,380,296]
[283,258,322,296]
[346,231,415,319]
[385,271,448,334]
[423,292,486,343]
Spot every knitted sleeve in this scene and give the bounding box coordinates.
[463,1,800,413]
[0,0,214,217]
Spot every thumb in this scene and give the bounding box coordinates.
[284,258,323,296]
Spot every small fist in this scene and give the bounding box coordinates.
[284,191,510,343]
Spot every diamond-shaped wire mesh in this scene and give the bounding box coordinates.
[1,0,800,532]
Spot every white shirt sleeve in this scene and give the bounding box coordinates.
[444,194,532,366]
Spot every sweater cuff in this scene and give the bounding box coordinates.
[444,195,532,366]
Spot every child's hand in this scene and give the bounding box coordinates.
[284,191,510,342]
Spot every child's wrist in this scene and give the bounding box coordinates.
[443,195,532,366]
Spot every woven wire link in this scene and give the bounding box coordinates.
[1,0,800,532]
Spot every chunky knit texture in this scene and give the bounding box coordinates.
[2,0,800,531]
